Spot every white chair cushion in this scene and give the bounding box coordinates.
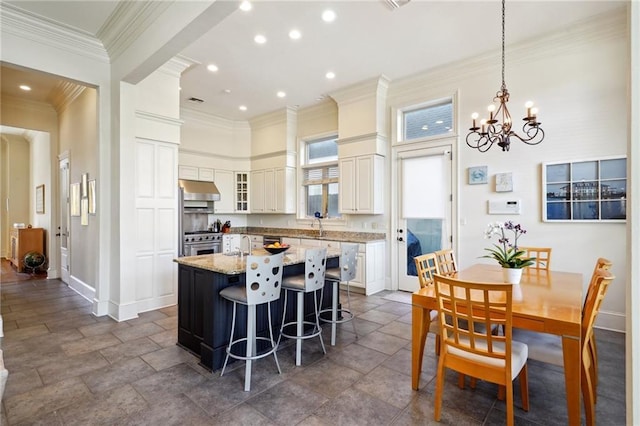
[446,336,528,380]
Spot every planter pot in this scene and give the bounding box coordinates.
[502,267,523,285]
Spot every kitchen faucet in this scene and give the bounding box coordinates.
[312,215,324,238]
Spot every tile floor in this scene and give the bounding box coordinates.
[0,277,626,425]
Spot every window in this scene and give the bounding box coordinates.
[402,98,454,141]
[302,136,340,218]
[543,156,626,221]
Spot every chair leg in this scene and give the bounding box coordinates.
[435,334,441,356]
[519,364,529,411]
[582,354,596,426]
[331,281,338,346]
[313,288,326,355]
[277,290,289,347]
[244,304,255,392]
[588,330,598,403]
[498,385,506,401]
[295,291,304,366]
[506,378,514,426]
[346,282,357,338]
[220,302,237,377]
[267,303,281,374]
[458,373,465,389]
[434,355,446,421]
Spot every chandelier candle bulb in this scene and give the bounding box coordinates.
[471,112,479,128]
[525,101,534,118]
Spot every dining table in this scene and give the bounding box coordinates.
[411,263,583,425]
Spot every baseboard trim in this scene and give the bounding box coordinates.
[595,310,625,333]
[69,275,96,304]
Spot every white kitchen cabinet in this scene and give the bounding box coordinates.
[248,235,263,250]
[339,154,384,214]
[250,167,295,213]
[213,169,234,213]
[235,172,249,213]
[178,165,214,182]
[344,241,385,295]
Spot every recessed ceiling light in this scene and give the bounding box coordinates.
[322,10,336,22]
[435,120,444,124]
[254,34,267,44]
[421,125,429,130]
[325,71,335,79]
[19,85,31,91]
[223,89,232,94]
[289,29,301,40]
[239,105,248,111]
[277,91,286,98]
[207,64,219,72]
[239,1,252,12]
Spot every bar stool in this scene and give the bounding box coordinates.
[219,253,284,391]
[320,243,358,346]
[279,247,327,366]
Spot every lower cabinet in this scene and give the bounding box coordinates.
[350,241,385,295]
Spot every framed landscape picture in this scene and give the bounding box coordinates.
[468,166,488,185]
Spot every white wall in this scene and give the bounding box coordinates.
[58,87,99,299]
[388,8,628,331]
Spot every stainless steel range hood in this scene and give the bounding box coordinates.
[179,179,221,201]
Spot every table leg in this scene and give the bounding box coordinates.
[412,305,429,390]
[562,335,581,425]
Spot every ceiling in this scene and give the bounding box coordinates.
[1,0,625,121]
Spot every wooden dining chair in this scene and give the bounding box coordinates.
[519,247,552,270]
[582,269,615,426]
[434,248,458,276]
[414,253,442,355]
[433,274,529,426]
[584,258,613,402]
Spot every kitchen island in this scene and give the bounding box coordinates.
[174,246,340,371]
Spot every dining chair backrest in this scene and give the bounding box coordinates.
[244,253,284,305]
[303,247,327,293]
[414,253,439,288]
[583,258,613,316]
[434,274,513,364]
[338,243,358,282]
[582,269,615,343]
[520,247,552,270]
[434,249,458,277]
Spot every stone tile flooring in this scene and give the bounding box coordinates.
[0,278,626,425]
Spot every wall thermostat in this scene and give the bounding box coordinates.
[488,199,521,215]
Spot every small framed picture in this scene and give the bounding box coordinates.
[495,172,514,192]
[468,166,488,185]
[81,173,88,198]
[70,183,81,217]
[88,179,96,215]
[36,184,45,214]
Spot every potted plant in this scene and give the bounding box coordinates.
[482,221,535,284]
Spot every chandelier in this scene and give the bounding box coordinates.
[466,0,544,152]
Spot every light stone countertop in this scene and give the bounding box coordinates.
[174,245,341,275]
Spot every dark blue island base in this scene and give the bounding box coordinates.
[177,257,339,371]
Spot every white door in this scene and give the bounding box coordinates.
[59,157,70,283]
[397,147,452,292]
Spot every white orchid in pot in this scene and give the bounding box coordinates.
[482,221,535,284]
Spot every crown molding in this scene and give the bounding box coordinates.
[47,81,86,114]
[249,106,298,130]
[157,55,199,78]
[329,75,390,106]
[0,2,109,63]
[178,148,251,162]
[135,110,184,127]
[97,1,172,63]
[389,6,628,101]
[181,107,250,130]
[337,132,387,145]
[298,99,338,120]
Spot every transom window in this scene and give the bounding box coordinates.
[302,136,340,218]
[402,98,454,141]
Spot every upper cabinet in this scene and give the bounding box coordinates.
[178,165,214,182]
[213,169,234,214]
[235,172,249,213]
[339,154,384,214]
[250,166,295,213]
